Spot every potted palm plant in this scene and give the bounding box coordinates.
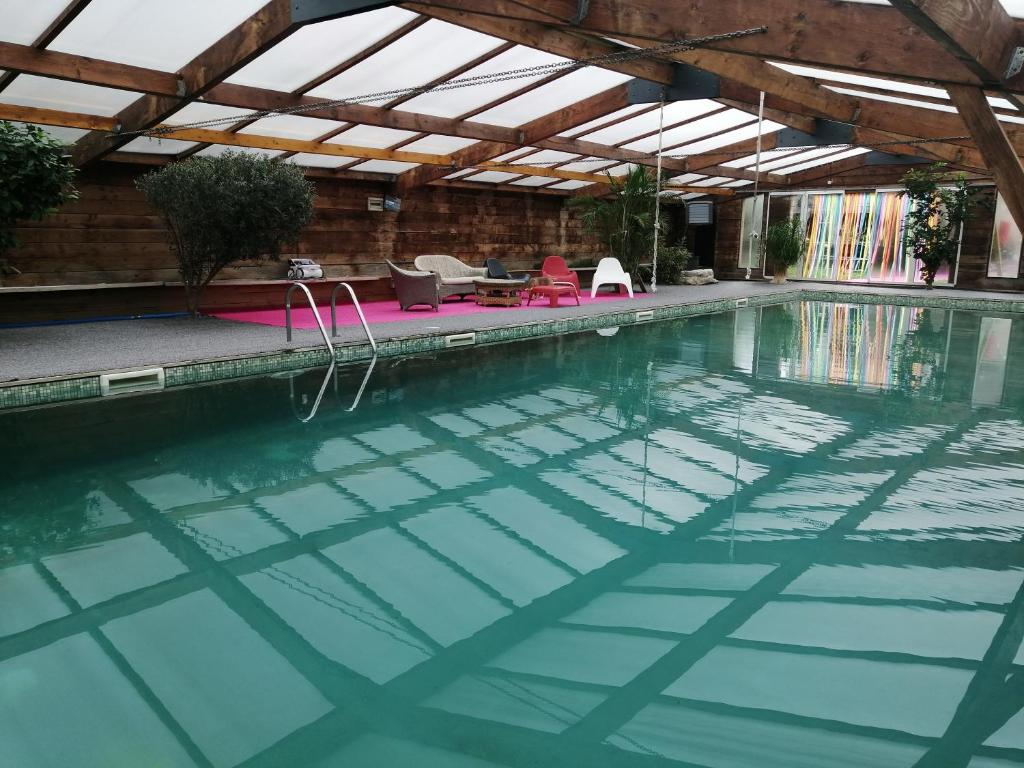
[764,216,806,284]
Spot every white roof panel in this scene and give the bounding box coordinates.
[559,104,653,137]
[779,147,870,174]
[671,122,785,156]
[558,158,618,173]
[239,115,344,141]
[769,62,946,99]
[624,110,752,153]
[328,124,418,149]
[164,101,249,126]
[400,135,478,154]
[288,153,359,169]
[227,7,420,92]
[825,86,958,113]
[48,0,269,71]
[724,149,805,169]
[348,160,419,173]
[120,137,198,154]
[0,0,68,44]
[578,100,721,145]
[471,68,632,128]
[1,75,141,116]
[548,180,591,190]
[462,171,522,183]
[308,20,504,103]
[195,145,283,159]
[399,46,567,118]
[510,176,556,187]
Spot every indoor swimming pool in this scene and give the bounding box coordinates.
[1,300,1022,768]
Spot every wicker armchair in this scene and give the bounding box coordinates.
[387,260,440,311]
[413,254,487,299]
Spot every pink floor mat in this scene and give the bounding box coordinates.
[211,291,648,329]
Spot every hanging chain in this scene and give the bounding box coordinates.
[126,26,768,138]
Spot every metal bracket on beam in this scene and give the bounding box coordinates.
[865,151,929,166]
[627,63,720,103]
[1006,46,1024,79]
[775,119,854,147]
[571,0,590,25]
[291,0,398,23]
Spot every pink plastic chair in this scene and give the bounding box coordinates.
[541,256,580,291]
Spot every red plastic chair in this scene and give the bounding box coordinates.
[541,255,580,291]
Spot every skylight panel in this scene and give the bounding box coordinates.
[548,180,591,190]
[226,7,420,92]
[326,124,418,148]
[0,0,68,44]
[119,137,197,154]
[2,75,141,116]
[510,176,556,187]
[238,115,344,141]
[558,104,652,137]
[780,147,869,174]
[287,153,359,169]
[399,46,568,119]
[768,62,946,99]
[470,68,632,128]
[691,176,732,187]
[164,101,249,126]
[196,145,283,159]
[578,100,721,145]
[348,160,419,173]
[724,149,804,169]
[444,169,476,180]
[755,146,852,171]
[624,110,752,153]
[671,122,785,156]
[48,0,269,71]
[511,149,578,166]
[461,171,522,184]
[308,20,504,103]
[489,147,540,163]
[667,173,707,184]
[721,179,753,187]
[558,158,618,173]
[825,87,958,113]
[400,135,478,154]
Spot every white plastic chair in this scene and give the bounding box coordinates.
[590,257,634,298]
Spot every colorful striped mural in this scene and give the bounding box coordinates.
[780,191,953,285]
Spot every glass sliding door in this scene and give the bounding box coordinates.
[988,193,1023,278]
[738,194,765,270]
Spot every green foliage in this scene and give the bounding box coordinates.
[138,151,314,315]
[763,216,805,276]
[900,163,971,286]
[0,121,77,258]
[569,165,660,276]
[655,242,695,285]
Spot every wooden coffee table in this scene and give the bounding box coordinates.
[474,279,525,307]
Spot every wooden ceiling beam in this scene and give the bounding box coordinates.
[70,0,302,166]
[410,0,988,88]
[0,0,95,94]
[0,102,118,132]
[947,84,1024,233]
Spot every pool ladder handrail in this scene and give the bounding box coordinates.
[330,282,377,353]
[285,282,335,358]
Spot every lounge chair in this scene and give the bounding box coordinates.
[414,254,488,300]
[387,260,439,311]
[484,258,530,284]
[591,257,634,298]
[541,255,580,291]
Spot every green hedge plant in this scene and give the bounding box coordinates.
[138,151,314,316]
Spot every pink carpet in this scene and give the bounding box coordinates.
[211,291,649,329]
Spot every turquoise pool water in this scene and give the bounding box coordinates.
[1,300,1023,768]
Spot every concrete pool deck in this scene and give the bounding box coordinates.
[3,280,1024,409]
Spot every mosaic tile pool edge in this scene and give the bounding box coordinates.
[4,286,1022,410]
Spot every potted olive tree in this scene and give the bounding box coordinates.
[901,164,971,288]
[764,216,805,284]
[138,151,314,316]
[0,122,77,284]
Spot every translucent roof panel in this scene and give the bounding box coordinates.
[239,115,344,141]
[119,137,198,154]
[762,146,859,172]
[769,62,946,100]
[668,173,708,184]
[348,160,419,174]
[226,7,420,92]
[671,122,785,156]
[779,147,870,174]
[400,135,478,154]
[825,87,958,113]
[489,147,539,163]
[288,153,359,169]
[196,145,282,159]
[328,125,419,149]
[471,69,633,128]
[510,176,557,187]
[559,104,653,138]
[164,101,250,126]
[577,101,722,145]
[462,171,522,184]
[1,75,141,116]
[399,46,567,118]
[558,158,618,173]
[548,180,591,190]
[0,0,69,44]
[624,110,753,153]
[308,20,504,103]
[724,149,805,169]
[48,0,269,71]
[509,149,579,166]
[721,179,754,188]
[691,176,733,187]
[444,169,477,180]
[14,123,88,144]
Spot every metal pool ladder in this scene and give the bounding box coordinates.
[284,281,377,355]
